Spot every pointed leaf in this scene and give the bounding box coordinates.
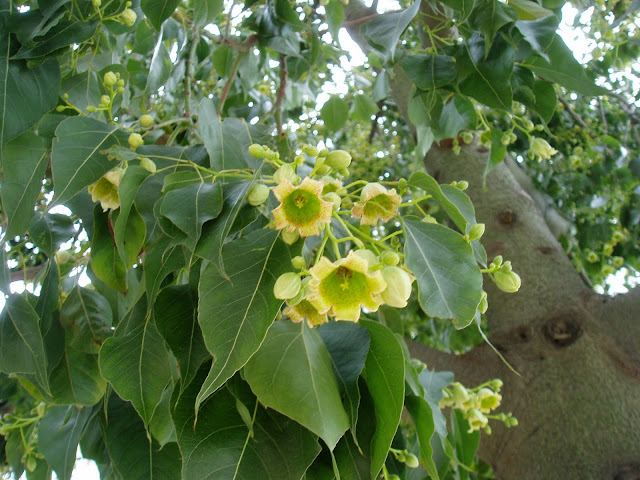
[359,320,405,479]
[468,1,518,53]
[90,206,128,292]
[38,406,92,480]
[405,395,439,480]
[321,95,349,133]
[51,117,129,206]
[361,0,420,62]
[49,344,106,406]
[0,295,48,392]
[408,172,468,232]
[194,0,223,26]
[402,55,457,90]
[141,0,181,29]
[114,166,151,262]
[143,237,185,303]
[418,368,453,436]
[99,319,172,426]
[195,228,297,410]
[334,434,371,479]
[154,285,208,391]
[404,219,483,327]
[60,286,113,354]
[1,131,48,238]
[28,213,76,257]
[245,321,349,450]
[13,20,98,59]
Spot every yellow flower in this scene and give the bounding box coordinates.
[307,251,387,322]
[351,182,402,226]
[283,300,328,327]
[272,177,333,237]
[88,168,123,211]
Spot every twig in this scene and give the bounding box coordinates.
[557,95,589,129]
[598,98,608,133]
[275,54,288,138]
[216,35,258,116]
[343,13,380,28]
[184,25,199,118]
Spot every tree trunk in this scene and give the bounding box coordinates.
[409,144,640,480]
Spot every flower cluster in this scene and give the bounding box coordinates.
[440,379,517,433]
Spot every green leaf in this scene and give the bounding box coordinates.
[49,343,106,406]
[90,206,128,292]
[351,94,379,123]
[402,55,457,90]
[2,131,48,238]
[149,383,175,447]
[60,286,113,354]
[484,127,508,184]
[174,367,321,480]
[154,285,209,391]
[13,20,98,59]
[193,0,223,26]
[359,320,405,479]
[533,80,556,123]
[515,15,559,60]
[103,395,182,480]
[520,34,608,96]
[141,0,180,30]
[405,395,439,480]
[196,98,268,171]
[99,318,173,426]
[468,1,518,53]
[459,34,515,110]
[143,237,185,304]
[245,321,349,450]
[0,247,10,295]
[38,406,92,480]
[451,409,480,468]
[440,0,475,21]
[59,70,101,113]
[195,228,297,411]
[326,1,344,40]
[508,0,554,20]
[28,213,76,257]
[51,117,129,206]
[418,368,453,436]
[372,70,389,101]
[321,95,349,133]
[404,219,483,327]
[408,172,468,232]
[0,58,60,150]
[438,94,478,140]
[0,295,49,392]
[195,180,257,279]
[157,182,223,241]
[361,0,420,62]
[146,30,172,92]
[334,434,371,479]
[114,166,151,262]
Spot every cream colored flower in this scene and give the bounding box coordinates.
[307,251,387,322]
[283,300,328,327]
[351,182,402,226]
[88,168,123,211]
[272,177,333,237]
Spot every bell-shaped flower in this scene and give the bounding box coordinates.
[477,387,502,413]
[88,168,123,211]
[351,182,402,226]
[530,137,558,161]
[272,177,333,237]
[307,251,386,322]
[283,299,328,327]
[380,266,413,308]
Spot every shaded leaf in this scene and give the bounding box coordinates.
[418,368,453,436]
[508,0,554,20]
[143,237,185,303]
[468,1,518,53]
[60,286,112,354]
[402,55,457,90]
[13,20,97,59]
[141,0,180,30]
[408,172,468,232]
[28,213,75,258]
[49,343,106,406]
[193,0,223,26]
[405,395,439,479]
[361,0,420,62]
[321,95,349,133]
[245,321,349,450]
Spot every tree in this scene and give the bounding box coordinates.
[0,0,639,479]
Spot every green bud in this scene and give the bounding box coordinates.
[273,272,301,300]
[388,476,401,480]
[117,86,125,93]
[62,93,69,100]
[380,251,400,266]
[248,144,266,158]
[92,0,101,7]
[586,250,598,263]
[318,148,329,157]
[421,215,437,224]
[56,105,65,112]
[281,229,299,245]
[612,230,625,243]
[303,145,319,157]
[54,250,71,264]
[128,133,144,150]
[461,131,474,144]
[467,223,485,241]
[87,105,97,112]
[315,164,331,176]
[324,150,352,169]
[291,256,306,270]
[397,178,408,192]
[294,155,305,165]
[613,256,624,268]
[121,7,137,26]
[322,192,341,210]
[139,114,154,128]
[493,269,521,293]
[354,249,379,269]
[455,180,469,191]
[139,157,157,173]
[26,456,37,473]
[338,168,349,178]
[491,255,503,268]
[451,382,470,408]
[381,267,413,308]
[103,71,117,87]
[117,78,125,86]
[478,290,488,314]
[273,164,297,184]
[100,94,111,107]
[405,453,420,468]
[247,184,270,206]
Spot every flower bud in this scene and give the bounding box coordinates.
[291,256,306,270]
[281,229,300,245]
[455,180,469,190]
[318,148,329,157]
[315,164,331,176]
[121,8,137,26]
[139,114,154,128]
[467,223,485,241]
[87,105,97,112]
[354,249,379,269]
[421,215,437,224]
[92,0,101,7]
[380,251,400,266]
[103,71,117,87]
[493,269,521,293]
[491,255,503,268]
[530,137,558,160]
[117,86,125,93]
[322,192,341,210]
[404,453,419,468]
[612,230,625,243]
[128,133,144,150]
[56,105,65,112]
[613,256,624,268]
[294,155,305,165]
[55,249,71,264]
[274,272,302,300]
[303,145,319,157]
[467,409,488,432]
[324,150,352,169]
[273,164,297,184]
[461,131,474,144]
[478,290,488,314]
[247,184,270,206]
[451,382,469,408]
[248,144,266,158]
[100,95,111,107]
[381,266,413,308]
[139,157,156,173]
